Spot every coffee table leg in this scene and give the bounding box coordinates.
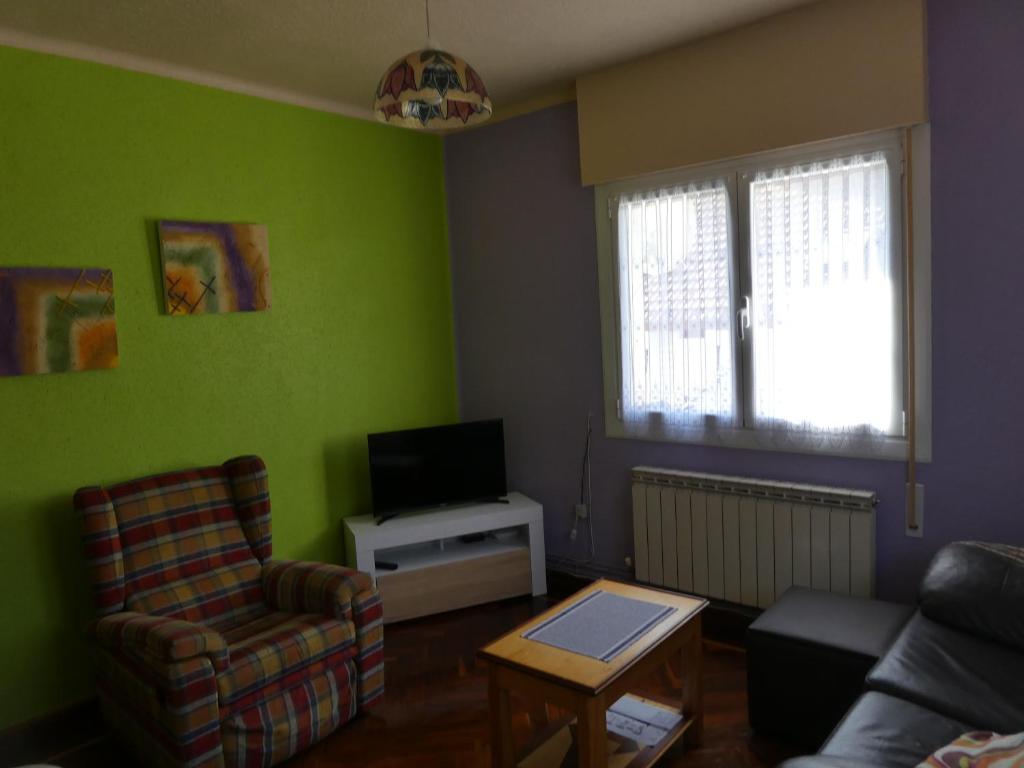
[489,667,515,767]
[681,616,704,747]
[576,694,606,768]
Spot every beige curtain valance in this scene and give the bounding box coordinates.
[576,0,927,186]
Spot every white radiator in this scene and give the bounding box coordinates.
[632,467,877,608]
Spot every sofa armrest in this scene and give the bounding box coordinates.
[94,611,229,673]
[262,559,372,620]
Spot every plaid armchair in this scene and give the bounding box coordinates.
[75,456,384,768]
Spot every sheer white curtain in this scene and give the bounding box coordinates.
[748,152,900,444]
[617,179,735,430]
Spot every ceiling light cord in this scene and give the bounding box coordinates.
[424,0,434,49]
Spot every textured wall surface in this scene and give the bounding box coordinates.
[0,45,456,728]
[445,0,1024,605]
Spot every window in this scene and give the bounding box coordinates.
[617,180,735,429]
[597,130,931,459]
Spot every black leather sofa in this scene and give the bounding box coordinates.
[781,541,1024,768]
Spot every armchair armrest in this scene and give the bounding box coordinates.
[352,585,385,710]
[262,560,384,710]
[94,648,224,766]
[94,611,229,673]
[262,560,372,620]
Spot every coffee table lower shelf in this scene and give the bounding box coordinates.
[517,695,693,768]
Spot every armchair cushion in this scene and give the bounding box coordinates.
[262,560,372,620]
[106,465,267,627]
[217,610,357,716]
[95,611,229,673]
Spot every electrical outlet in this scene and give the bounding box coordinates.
[574,503,588,519]
[905,483,924,538]
[624,555,633,568]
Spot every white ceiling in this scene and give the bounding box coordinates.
[0,0,815,120]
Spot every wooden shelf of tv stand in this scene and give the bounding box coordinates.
[343,493,546,624]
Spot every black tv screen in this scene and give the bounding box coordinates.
[367,419,507,515]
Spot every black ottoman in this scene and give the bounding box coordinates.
[747,586,913,749]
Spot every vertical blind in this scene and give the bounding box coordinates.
[748,153,899,441]
[617,180,735,429]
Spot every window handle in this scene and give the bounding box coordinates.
[737,295,751,341]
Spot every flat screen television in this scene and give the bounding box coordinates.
[367,418,507,522]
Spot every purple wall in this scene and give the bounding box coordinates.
[444,0,1024,602]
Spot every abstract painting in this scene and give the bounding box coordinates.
[0,267,119,377]
[157,220,271,315]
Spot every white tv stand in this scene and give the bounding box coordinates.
[343,493,546,623]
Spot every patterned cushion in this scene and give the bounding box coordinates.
[108,465,267,626]
[221,658,358,768]
[218,611,357,716]
[918,731,1024,767]
[223,456,272,563]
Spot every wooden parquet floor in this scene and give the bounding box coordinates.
[60,596,799,767]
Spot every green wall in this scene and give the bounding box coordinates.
[0,45,457,729]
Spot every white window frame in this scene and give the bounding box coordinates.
[595,127,932,461]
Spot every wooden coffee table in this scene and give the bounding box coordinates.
[478,579,707,767]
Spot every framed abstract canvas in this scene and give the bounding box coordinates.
[157,220,271,315]
[0,267,119,377]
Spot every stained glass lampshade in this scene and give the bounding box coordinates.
[373,48,492,130]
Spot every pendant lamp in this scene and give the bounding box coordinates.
[373,0,492,129]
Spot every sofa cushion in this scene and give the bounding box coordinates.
[218,610,357,715]
[866,611,1024,733]
[779,759,894,768]
[919,541,1024,652]
[817,692,974,768]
